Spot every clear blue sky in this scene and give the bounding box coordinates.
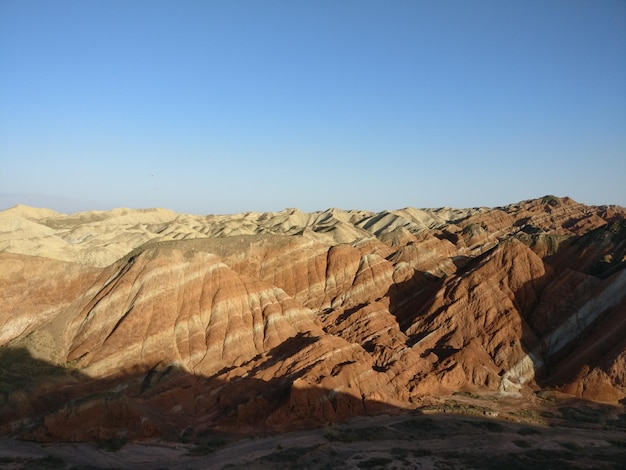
[1,0,625,214]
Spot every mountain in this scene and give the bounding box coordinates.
[0,195,625,442]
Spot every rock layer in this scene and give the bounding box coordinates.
[0,195,625,440]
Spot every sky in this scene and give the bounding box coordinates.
[1,0,625,215]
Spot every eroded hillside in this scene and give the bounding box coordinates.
[1,195,625,441]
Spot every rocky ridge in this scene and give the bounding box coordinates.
[0,195,625,441]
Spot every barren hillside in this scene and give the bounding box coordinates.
[1,195,625,446]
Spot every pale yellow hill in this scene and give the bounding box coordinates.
[0,204,484,266]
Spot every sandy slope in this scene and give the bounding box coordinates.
[0,204,476,266]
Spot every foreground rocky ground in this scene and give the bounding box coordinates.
[0,195,625,466]
[1,393,625,469]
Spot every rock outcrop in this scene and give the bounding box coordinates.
[0,195,624,440]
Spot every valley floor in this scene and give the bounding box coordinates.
[1,395,625,469]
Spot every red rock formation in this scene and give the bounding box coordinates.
[63,245,323,378]
[0,196,625,441]
[0,253,101,352]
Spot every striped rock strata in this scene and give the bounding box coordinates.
[0,196,625,440]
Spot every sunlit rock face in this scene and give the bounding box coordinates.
[0,196,625,440]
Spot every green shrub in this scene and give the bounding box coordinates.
[357,457,393,468]
[187,437,227,456]
[559,406,604,424]
[465,419,504,432]
[96,437,128,452]
[517,427,542,436]
[559,441,582,451]
[513,440,532,448]
[28,455,66,468]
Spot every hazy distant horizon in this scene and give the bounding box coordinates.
[2,1,625,214]
[1,191,624,217]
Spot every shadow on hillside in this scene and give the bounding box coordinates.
[2,328,625,447]
[383,222,626,400]
[522,223,626,393]
[386,270,443,333]
[383,235,613,392]
[0,344,407,443]
[3,348,626,470]
[0,346,87,408]
[387,258,548,393]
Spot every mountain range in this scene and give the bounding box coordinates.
[1,195,625,444]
